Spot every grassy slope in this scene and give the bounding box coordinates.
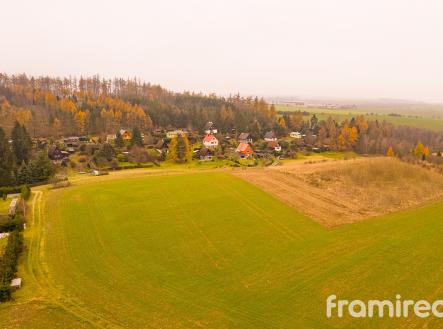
[2,172,443,328]
[0,199,10,215]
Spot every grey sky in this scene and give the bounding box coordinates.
[1,0,442,102]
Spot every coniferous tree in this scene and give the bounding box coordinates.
[115,131,124,148]
[11,122,32,164]
[0,128,14,186]
[131,127,143,147]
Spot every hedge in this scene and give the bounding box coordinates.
[0,231,23,302]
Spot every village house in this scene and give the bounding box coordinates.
[119,129,132,141]
[267,141,282,152]
[166,129,188,139]
[236,142,254,158]
[204,121,218,134]
[63,136,80,147]
[238,132,252,144]
[106,134,116,143]
[48,146,69,162]
[290,131,302,139]
[203,134,219,149]
[264,131,277,142]
[199,148,214,161]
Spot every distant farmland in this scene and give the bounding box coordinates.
[276,105,443,131]
[3,171,443,328]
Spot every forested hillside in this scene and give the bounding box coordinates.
[0,73,277,136]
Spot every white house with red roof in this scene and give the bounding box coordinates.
[203,134,219,149]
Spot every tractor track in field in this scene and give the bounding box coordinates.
[26,190,125,329]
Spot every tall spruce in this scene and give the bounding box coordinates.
[115,130,124,147]
[0,128,14,186]
[11,122,32,164]
[131,127,143,147]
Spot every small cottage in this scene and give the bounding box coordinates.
[119,129,132,141]
[264,131,277,142]
[290,131,302,139]
[267,141,282,152]
[204,122,218,134]
[203,134,219,149]
[238,133,252,144]
[236,143,254,158]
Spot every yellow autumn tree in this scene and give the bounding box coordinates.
[349,127,358,145]
[423,146,430,159]
[386,146,395,157]
[167,137,178,162]
[414,142,425,157]
[74,111,88,134]
[182,135,193,162]
[338,134,346,149]
[278,116,287,130]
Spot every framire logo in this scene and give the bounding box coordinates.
[326,295,443,318]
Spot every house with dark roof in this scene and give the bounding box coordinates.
[238,133,252,144]
[204,121,217,134]
[199,148,214,161]
[264,131,277,142]
[267,140,281,152]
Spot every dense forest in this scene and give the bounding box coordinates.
[0,73,277,137]
[1,72,443,165]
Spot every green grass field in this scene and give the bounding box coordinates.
[277,105,443,131]
[2,172,443,328]
[0,198,11,215]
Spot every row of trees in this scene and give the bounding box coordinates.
[0,231,23,301]
[286,114,443,157]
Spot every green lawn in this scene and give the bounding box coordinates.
[0,199,10,215]
[2,172,443,328]
[0,235,7,256]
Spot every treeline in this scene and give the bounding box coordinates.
[277,113,443,156]
[0,73,277,136]
[0,231,23,302]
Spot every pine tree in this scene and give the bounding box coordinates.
[0,128,14,186]
[115,131,124,148]
[11,122,32,164]
[131,127,143,147]
[17,161,30,184]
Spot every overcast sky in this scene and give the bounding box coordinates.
[1,0,442,102]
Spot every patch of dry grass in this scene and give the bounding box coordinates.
[233,157,443,226]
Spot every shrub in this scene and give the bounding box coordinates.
[78,155,87,163]
[20,185,31,201]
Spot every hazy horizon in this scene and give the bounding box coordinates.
[1,0,443,103]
